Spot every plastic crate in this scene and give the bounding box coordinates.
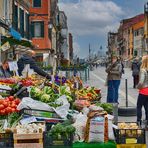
[116,144,146,148]
[0,132,14,148]
[43,132,73,148]
[113,122,146,144]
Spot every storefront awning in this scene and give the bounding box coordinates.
[2,37,33,48]
[9,28,22,41]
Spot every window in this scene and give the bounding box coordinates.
[25,13,29,39]
[13,4,18,30]
[31,21,44,38]
[20,8,24,37]
[33,0,41,7]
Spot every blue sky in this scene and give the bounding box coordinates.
[59,0,147,58]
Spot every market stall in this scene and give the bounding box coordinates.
[0,73,146,148]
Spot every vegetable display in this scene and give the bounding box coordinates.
[48,121,75,139]
[0,96,20,115]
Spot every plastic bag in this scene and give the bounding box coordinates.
[17,96,70,119]
[17,97,54,111]
[73,113,87,142]
[107,114,115,140]
[54,95,70,119]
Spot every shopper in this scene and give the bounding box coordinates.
[0,60,12,78]
[17,50,51,79]
[131,58,141,88]
[106,56,122,103]
[136,55,148,126]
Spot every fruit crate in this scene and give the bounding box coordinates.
[0,132,14,148]
[113,122,146,144]
[43,132,73,148]
[116,144,146,148]
[13,133,43,148]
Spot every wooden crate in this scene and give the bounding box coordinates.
[14,133,43,148]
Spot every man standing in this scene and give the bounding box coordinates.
[17,50,51,79]
[131,58,141,88]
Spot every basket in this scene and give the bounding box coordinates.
[43,132,73,148]
[113,122,146,144]
[0,132,14,148]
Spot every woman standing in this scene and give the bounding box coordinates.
[106,56,122,103]
[136,55,148,125]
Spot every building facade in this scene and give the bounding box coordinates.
[133,20,144,57]
[29,0,52,62]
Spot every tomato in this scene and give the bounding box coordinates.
[11,103,16,108]
[11,108,16,112]
[5,107,12,114]
[5,98,9,102]
[0,99,4,104]
[0,104,4,110]
[3,102,8,108]
[8,96,14,101]
[0,109,5,115]
[14,99,20,105]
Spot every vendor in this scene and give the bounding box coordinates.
[17,49,51,79]
[0,60,12,78]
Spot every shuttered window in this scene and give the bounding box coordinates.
[25,13,29,39]
[31,21,44,38]
[13,4,18,30]
[20,8,24,37]
[33,0,41,7]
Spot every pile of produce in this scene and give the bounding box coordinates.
[30,85,73,105]
[75,87,101,101]
[0,78,17,85]
[117,122,142,136]
[95,103,113,114]
[48,121,76,139]
[0,96,20,115]
[14,122,45,134]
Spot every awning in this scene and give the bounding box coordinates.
[2,37,33,47]
[9,28,22,41]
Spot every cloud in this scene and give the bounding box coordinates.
[59,0,125,36]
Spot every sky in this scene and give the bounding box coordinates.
[59,0,148,58]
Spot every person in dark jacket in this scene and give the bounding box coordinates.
[131,58,141,88]
[0,60,12,78]
[17,50,51,79]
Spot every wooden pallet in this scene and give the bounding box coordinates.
[13,133,43,148]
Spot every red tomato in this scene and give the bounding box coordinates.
[11,108,16,112]
[8,96,14,101]
[3,102,8,108]
[0,99,4,104]
[5,98,9,102]
[14,99,20,105]
[11,103,16,108]
[5,107,12,114]
[0,104,4,110]
[0,109,5,115]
